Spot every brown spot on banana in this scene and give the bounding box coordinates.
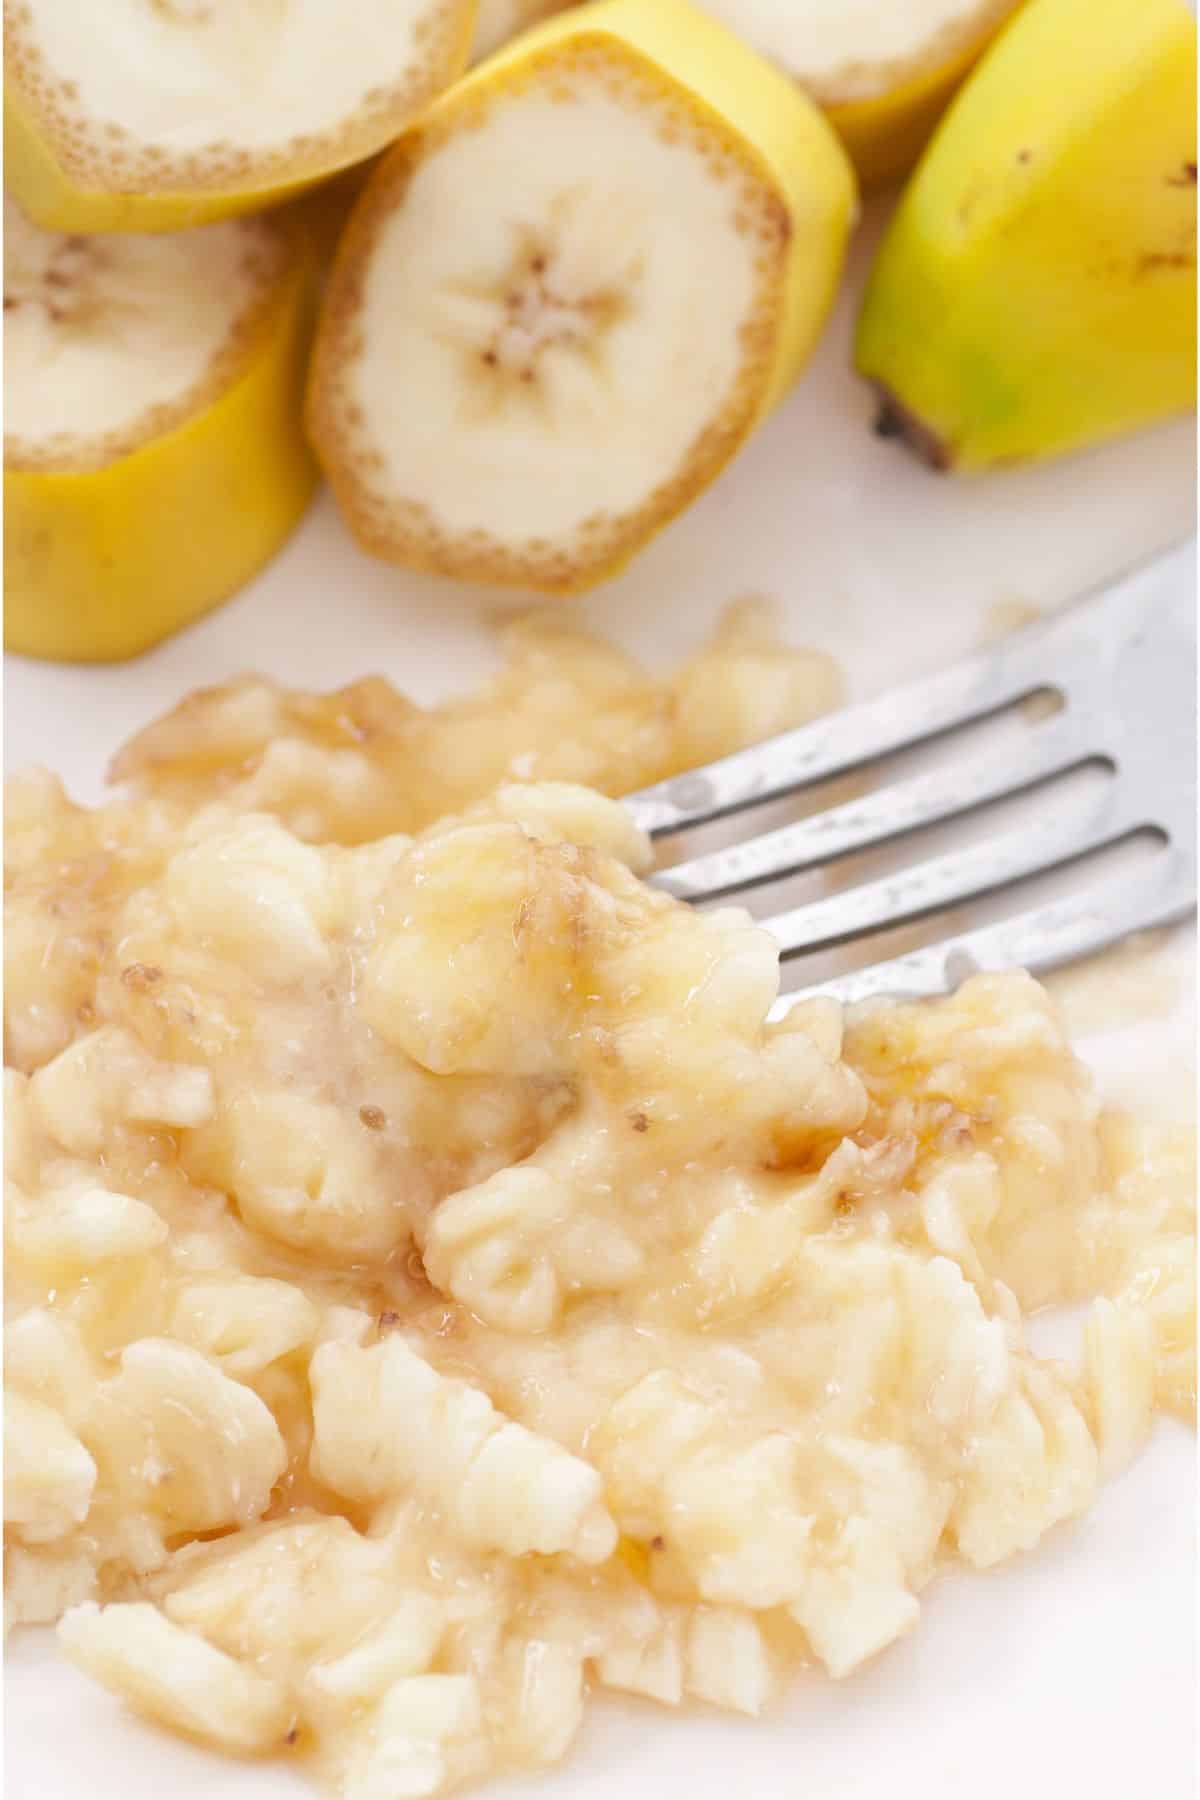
[1136,249,1196,275]
[870,386,954,471]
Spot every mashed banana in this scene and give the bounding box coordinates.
[4,607,1193,1798]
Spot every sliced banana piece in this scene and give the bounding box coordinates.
[4,0,476,233]
[308,0,857,595]
[694,0,1021,183]
[4,198,318,662]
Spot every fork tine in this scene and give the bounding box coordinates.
[656,714,1095,904]
[761,790,1137,959]
[629,541,1193,1004]
[625,638,1051,837]
[625,543,1188,840]
[773,846,1196,1011]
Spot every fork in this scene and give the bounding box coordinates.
[624,540,1197,1007]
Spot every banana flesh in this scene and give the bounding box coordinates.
[308,0,857,594]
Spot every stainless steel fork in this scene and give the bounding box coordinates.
[625,541,1197,1006]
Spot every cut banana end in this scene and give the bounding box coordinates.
[695,0,1020,184]
[3,0,477,233]
[308,0,857,595]
[4,199,319,662]
[855,0,1198,470]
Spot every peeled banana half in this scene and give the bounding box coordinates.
[856,0,1198,470]
[4,198,318,661]
[3,0,476,232]
[308,0,857,596]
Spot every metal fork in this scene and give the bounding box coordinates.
[624,541,1197,1006]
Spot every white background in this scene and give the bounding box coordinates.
[4,208,1197,1799]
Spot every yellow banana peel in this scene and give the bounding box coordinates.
[855,0,1198,469]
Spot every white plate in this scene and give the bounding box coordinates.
[4,206,1197,1800]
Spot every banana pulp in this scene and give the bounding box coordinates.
[3,0,476,233]
[308,0,857,595]
[855,0,1198,469]
[4,202,319,662]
